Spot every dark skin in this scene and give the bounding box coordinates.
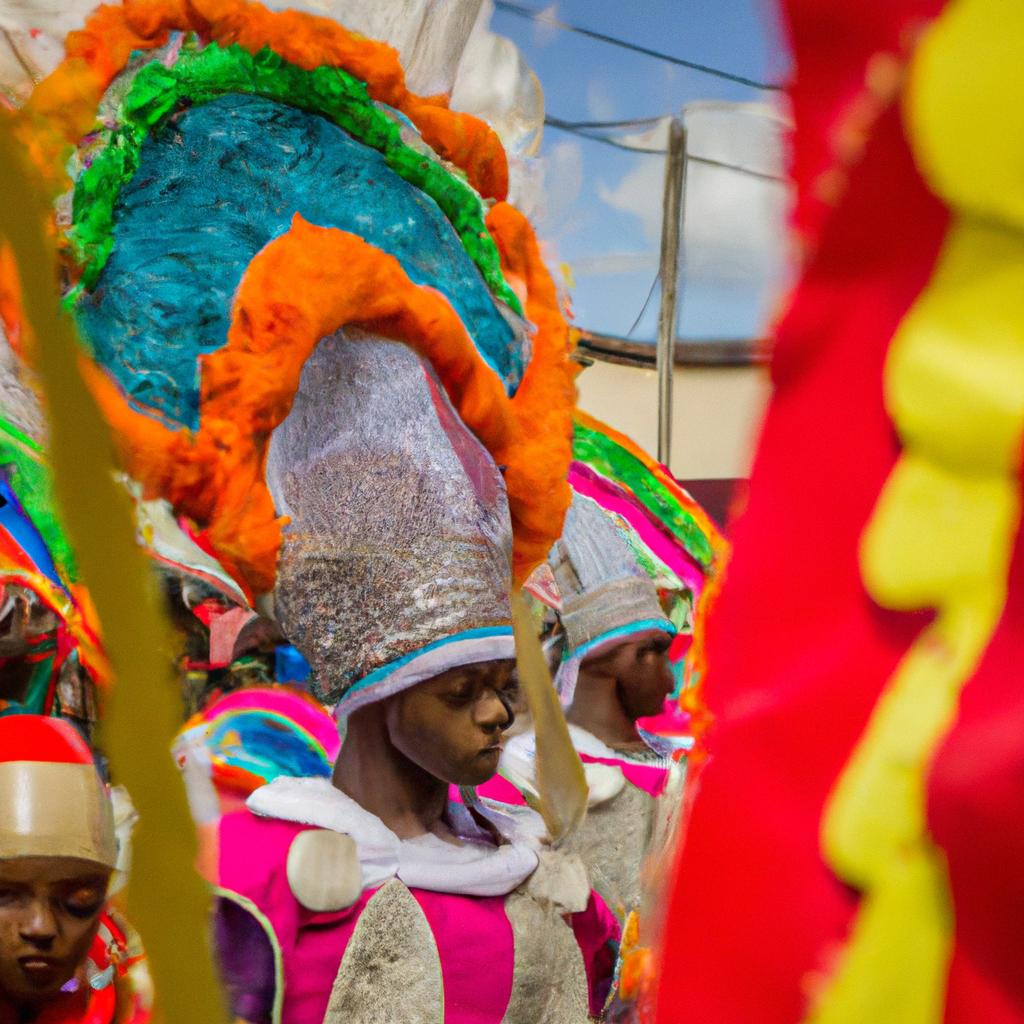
[0,857,110,1018]
[566,629,674,753]
[332,660,518,840]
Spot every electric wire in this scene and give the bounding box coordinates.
[544,116,788,184]
[493,0,782,92]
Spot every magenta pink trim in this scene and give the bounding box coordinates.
[568,465,706,598]
[466,776,529,806]
[569,890,621,1016]
[578,752,669,798]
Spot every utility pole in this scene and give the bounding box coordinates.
[656,116,687,468]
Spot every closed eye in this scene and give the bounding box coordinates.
[499,679,520,703]
[441,680,478,707]
[60,882,107,919]
[0,886,24,906]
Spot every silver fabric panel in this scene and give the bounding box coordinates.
[325,879,443,1023]
[549,494,671,655]
[266,332,513,704]
[502,888,590,1023]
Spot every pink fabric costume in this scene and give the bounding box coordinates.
[215,779,618,1023]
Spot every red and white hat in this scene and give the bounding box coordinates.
[0,715,117,868]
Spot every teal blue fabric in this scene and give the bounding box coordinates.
[76,94,525,428]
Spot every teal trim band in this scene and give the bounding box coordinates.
[340,625,515,700]
[572,618,675,661]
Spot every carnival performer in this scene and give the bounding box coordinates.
[0,0,607,1016]
[211,335,617,1024]
[0,716,146,1024]
[489,494,680,925]
[0,413,107,735]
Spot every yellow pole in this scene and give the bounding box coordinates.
[0,120,225,1023]
[511,589,588,844]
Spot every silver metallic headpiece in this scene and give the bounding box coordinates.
[550,493,673,661]
[267,332,515,714]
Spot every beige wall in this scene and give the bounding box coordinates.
[575,360,771,480]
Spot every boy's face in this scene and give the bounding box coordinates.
[583,629,675,721]
[0,856,110,1005]
[385,660,519,786]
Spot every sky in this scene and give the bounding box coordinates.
[489,0,794,344]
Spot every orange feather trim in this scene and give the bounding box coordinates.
[91,215,574,594]
[18,0,508,201]
[0,244,24,356]
[486,202,578,580]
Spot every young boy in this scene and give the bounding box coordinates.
[495,495,681,923]
[0,716,141,1024]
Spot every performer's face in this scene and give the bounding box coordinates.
[0,857,110,1006]
[386,660,518,786]
[585,630,675,721]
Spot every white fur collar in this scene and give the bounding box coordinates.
[506,725,667,767]
[502,726,668,808]
[247,776,539,897]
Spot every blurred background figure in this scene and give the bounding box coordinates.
[0,716,150,1024]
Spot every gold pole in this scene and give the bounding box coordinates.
[511,589,588,844]
[0,122,225,1023]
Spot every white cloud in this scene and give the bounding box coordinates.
[529,138,585,235]
[596,103,794,290]
[585,76,619,123]
[531,3,560,48]
[598,158,665,243]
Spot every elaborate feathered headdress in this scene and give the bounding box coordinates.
[0,0,577,703]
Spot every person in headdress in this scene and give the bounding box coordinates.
[0,411,106,736]
[0,0,608,1019]
[211,335,617,1024]
[0,716,147,1024]
[493,494,681,925]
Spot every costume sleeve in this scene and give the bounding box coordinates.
[214,811,302,1024]
[568,890,621,1018]
[214,895,278,1024]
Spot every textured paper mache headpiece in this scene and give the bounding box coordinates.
[0,0,577,702]
[0,714,117,867]
[550,493,675,664]
[268,334,516,711]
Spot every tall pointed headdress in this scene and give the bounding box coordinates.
[0,0,577,703]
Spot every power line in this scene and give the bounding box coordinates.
[689,152,786,184]
[493,0,782,92]
[545,114,664,153]
[2,29,38,84]
[544,116,788,183]
[547,115,665,130]
[692,149,786,182]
